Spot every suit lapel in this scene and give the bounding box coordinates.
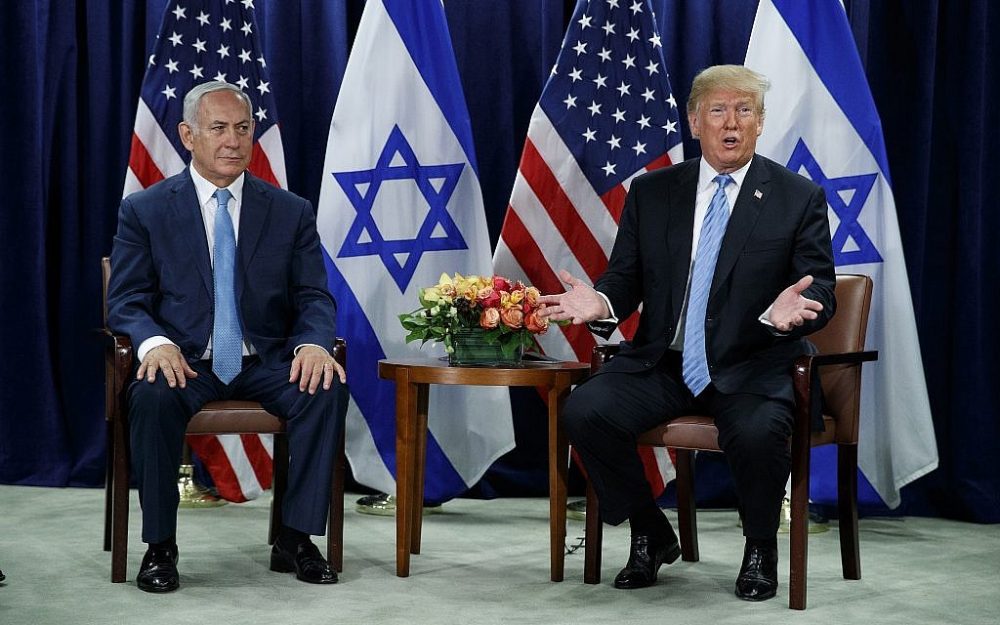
[669,160,698,321]
[711,157,770,298]
[170,172,213,297]
[236,173,270,294]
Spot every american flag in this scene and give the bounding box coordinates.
[123,0,286,503]
[492,0,684,494]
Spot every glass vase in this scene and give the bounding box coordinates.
[448,328,523,366]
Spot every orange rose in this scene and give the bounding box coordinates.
[479,307,501,329]
[500,307,524,329]
[525,308,549,334]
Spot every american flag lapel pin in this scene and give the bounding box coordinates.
[754,189,763,200]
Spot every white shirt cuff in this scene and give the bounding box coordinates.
[294,343,330,358]
[594,291,619,324]
[137,336,177,362]
[758,304,774,327]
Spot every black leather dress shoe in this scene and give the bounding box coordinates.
[136,545,179,593]
[613,532,682,589]
[270,539,337,584]
[735,542,778,601]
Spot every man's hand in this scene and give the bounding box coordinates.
[137,344,197,388]
[290,345,346,394]
[536,270,610,325]
[768,275,824,332]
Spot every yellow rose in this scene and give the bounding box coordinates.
[524,286,540,307]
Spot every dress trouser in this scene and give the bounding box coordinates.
[128,356,346,544]
[562,351,794,539]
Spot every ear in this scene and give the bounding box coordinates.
[687,111,700,139]
[178,121,195,150]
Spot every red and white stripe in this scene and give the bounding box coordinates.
[494,107,683,495]
[123,99,287,504]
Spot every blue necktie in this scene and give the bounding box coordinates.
[682,174,733,396]
[212,188,241,384]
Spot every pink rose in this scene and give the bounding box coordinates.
[525,308,549,334]
[479,307,501,329]
[500,307,524,329]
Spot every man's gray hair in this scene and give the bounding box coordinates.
[687,65,770,116]
[182,82,253,128]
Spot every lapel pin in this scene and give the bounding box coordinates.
[754,189,763,200]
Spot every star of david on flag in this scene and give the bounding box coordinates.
[746,0,938,508]
[335,125,468,292]
[122,0,286,503]
[787,140,882,266]
[315,0,514,503]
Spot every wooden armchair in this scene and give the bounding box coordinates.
[101,257,347,583]
[582,274,877,609]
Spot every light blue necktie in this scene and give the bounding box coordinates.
[682,174,733,396]
[212,188,241,384]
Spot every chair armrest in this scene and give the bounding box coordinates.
[794,350,879,372]
[791,349,878,400]
[332,337,347,368]
[590,344,621,373]
[790,350,879,445]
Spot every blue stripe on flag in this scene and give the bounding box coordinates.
[321,248,469,501]
[771,0,893,183]
[382,0,480,176]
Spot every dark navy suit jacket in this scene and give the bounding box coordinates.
[107,169,336,367]
[593,155,836,402]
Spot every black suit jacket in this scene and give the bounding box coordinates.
[593,155,836,401]
[107,169,337,368]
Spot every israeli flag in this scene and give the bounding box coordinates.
[315,0,514,502]
[746,0,939,507]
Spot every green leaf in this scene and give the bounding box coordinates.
[404,330,426,343]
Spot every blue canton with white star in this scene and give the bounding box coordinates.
[542,0,683,194]
[142,0,277,159]
[335,125,468,292]
[787,139,883,266]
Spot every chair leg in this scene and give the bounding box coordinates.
[269,433,289,546]
[837,443,861,580]
[111,416,130,583]
[328,430,346,572]
[104,422,114,552]
[583,480,602,584]
[675,449,699,562]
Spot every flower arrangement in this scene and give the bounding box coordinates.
[398,272,550,362]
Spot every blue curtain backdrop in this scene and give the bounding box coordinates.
[1,0,996,522]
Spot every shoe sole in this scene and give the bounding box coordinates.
[734,586,777,601]
[137,582,179,593]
